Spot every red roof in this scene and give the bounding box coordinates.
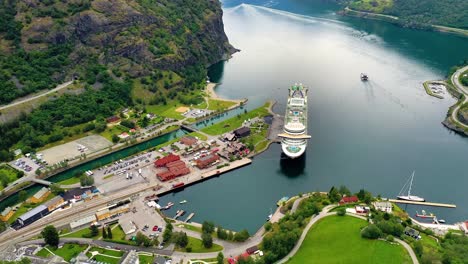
[340,196,358,204]
[228,259,236,264]
[106,116,120,123]
[154,154,180,167]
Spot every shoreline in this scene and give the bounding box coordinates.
[340,7,468,38]
[205,82,245,104]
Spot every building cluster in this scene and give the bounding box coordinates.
[9,186,99,229]
[223,126,251,142]
[155,154,190,181]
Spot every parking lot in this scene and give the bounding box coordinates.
[9,156,42,176]
[182,109,213,118]
[118,191,167,241]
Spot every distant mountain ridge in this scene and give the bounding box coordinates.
[343,0,467,30]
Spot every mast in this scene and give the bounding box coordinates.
[408,171,415,197]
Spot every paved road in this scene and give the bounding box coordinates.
[0,81,73,111]
[450,65,468,129]
[276,206,419,264]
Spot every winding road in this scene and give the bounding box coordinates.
[0,81,73,111]
[450,66,468,129]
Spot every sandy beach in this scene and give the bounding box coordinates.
[205,82,245,104]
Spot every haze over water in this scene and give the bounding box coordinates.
[159,1,468,232]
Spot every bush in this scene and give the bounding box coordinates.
[233,229,250,242]
[386,235,394,242]
[361,224,382,239]
[120,120,136,129]
[336,208,346,216]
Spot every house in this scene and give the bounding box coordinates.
[339,196,358,205]
[373,201,392,213]
[195,153,220,169]
[119,219,136,235]
[155,256,167,264]
[106,116,120,123]
[62,187,96,202]
[44,196,65,212]
[180,136,198,146]
[355,206,370,214]
[223,133,237,142]
[404,227,421,240]
[0,207,14,222]
[119,132,130,139]
[30,187,51,203]
[246,245,259,255]
[234,126,251,138]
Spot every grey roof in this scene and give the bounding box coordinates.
[155,256,166,264]
[44,196,64,207]
[1,207,12,216]
[19,205,47,221]
[33,187,49,199]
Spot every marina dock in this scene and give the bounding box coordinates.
[174,210,185,219]
[389,199,456,208]
[185,213,195,222]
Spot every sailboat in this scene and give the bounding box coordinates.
[397,171,425,202]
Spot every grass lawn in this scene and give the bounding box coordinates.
[255,140,270,152]
[88,247,124,257]
[207,99,236,111]
[0,164,23,191]
[287,215,411,264]
[36,243,87,261]
[175,236,223,253]
[100,125,128,142]
[92,254,121,264]
[178,223,203,233]
[201,102,270,135]
[349,0,393,13]
[146,101,186,120]
[61,227,100,239]
[104,225,135,245]
[56,176,80,185]
[138,254,155,264]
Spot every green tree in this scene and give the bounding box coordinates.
[217,252,224,264]
[112,134,120,143]
[336,208,346,216]
[233,229,250,242]
[18,190,28,202]
[174,231,188,248]
[135,232,151,247]
[80,174,94,186]
[328,186,341,203]
[35,168,41,176]
[107,226,112,239]
[414,241,423,257]
[217,225,228,240]
[163,226,173,242]
[202,221,215,234]
[361,224,382,239]
[90,225,99,237]
[339,185,351,196]
[102,227,107,239]
[50,183,64,195]
[42,225,59,247]
[202,232,213,248]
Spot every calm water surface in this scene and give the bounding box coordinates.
[159,1,468,232]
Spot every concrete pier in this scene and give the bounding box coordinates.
[389,199,456,208]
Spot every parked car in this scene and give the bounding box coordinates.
[152,225,158,231]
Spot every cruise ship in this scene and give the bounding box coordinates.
[278,84,311,158]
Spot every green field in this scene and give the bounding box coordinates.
[100,125,129,142]
[138,254,155,264]
[207,99,236,111]
[0,164,23,191]
[36,243,87,261]
[61,226,101,239]
[201,102,270,135]
[146,101,186,120]
[88,247,124,257]
[349,0,393,13]
[287,215,411,264]
[91,254,121,264]
[56,176,80,185]
[175,236,223,253]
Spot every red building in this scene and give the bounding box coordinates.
[180,136,197,146]
[195,153,220,169]
[106,116,120,123]
[154,154,180,167]
[339,196,358,205]
[156,159,190,181]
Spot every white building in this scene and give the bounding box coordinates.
[373,201,392,213]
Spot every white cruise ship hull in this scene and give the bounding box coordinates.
[281,141,307,159]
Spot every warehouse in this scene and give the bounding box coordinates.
[18,205,49,226]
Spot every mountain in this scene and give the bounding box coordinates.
[0,0,235,104]
[345,0,468,30]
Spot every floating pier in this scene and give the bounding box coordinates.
[185,213,195,222]
[389,199,456,208]
[174,210,185,219]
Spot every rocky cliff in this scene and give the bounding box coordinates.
[0,0,235,103]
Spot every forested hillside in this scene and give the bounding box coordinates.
[347,0,468,29]
[0,0,233,160]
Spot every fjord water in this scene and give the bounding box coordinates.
[158,1,468,232]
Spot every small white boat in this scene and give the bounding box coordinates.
[397,171,425,202]
[179,200,187,204]
[438,219,446,224]
[267,214,272,221]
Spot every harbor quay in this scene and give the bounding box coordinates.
[0,132,255,248]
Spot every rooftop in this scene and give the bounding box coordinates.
[33,187,50,199]
[19,205,47,221]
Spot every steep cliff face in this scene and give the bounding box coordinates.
[0,0,234,103]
